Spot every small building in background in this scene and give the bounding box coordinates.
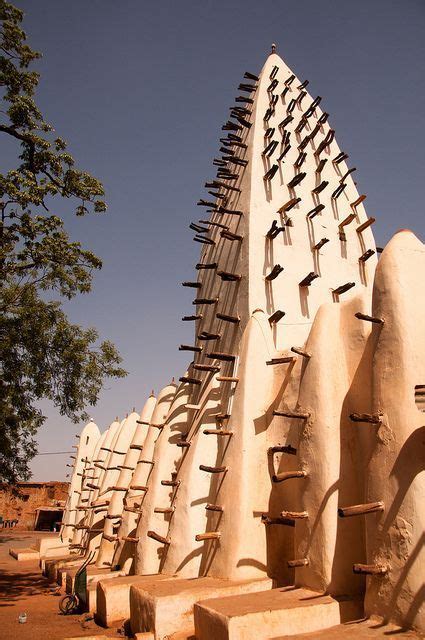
[0,481,69,530]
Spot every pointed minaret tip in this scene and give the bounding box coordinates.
[150,389,155,397]
[115,415,119,421]
[132,406,135,412]
[271,43,277,54]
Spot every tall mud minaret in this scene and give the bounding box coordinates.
[136,46,379,588]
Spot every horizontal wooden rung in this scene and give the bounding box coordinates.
[356,217,375,233]
[179,376,202,385]
[288,558,309,568]
[199,465,227,474]
[193,364,220,372]
[266,356,295,365]
[349,412,382,424]
[161,480,180,487]
[272,470,307,483]
[217,376,239,383]
[182,281,202,288]
[333,282,355,295]
[273,410,309,419]
[359,249,375,262]
[268,444,297,455]
[179,345,202,352]
[154,506,175,514]
[176,440,191,448]
[281,510,308,519]
[291,346,311,359]
[206,352,236,362]
[353,563,387,575]
[147,530,170,545]
[122,536,139,543]
[354,312,384,324]
[195,532,221,541]
[216,312,240,324]
[203,429,233,436]
[338,501,384,518]
[261,515,295,527]
[129,485,148,491]
[206,504,223,512]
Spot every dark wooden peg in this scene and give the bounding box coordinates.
[287,172,306,189]
[272,470,307,483]
[359,249,375,262]
[268,310,285,324]
[268,444,297,455]
[355,312,384,324]
[349,412,382,424]
[217,270,242,282]
[353,564,388,575]
[199,465,227,474]
[147,530,170,545]
[261,514,295,527]
[299,272,319,287]
[333,282,355,295]
[182,315,202,322]
[312,181,329,194]
[313,238,329,251]
[273,410,310,419]
[182,282,201,289]
[338,501,384,518]
[196,532,221,541]
[266,265,284,281]
[216,312,240,324]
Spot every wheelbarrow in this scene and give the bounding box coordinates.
[59,550,95,614]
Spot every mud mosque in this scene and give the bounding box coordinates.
[11,46,424,639]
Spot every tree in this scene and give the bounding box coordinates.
[0,1,126,483]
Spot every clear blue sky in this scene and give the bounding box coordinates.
[14,1,424,480]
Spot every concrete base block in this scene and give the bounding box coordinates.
[96,573,172,628]
[8,547,39,561]
[130,576,272,640]
[273,616,422,639]
[193,586,363,640]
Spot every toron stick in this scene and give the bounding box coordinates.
[122,536,139,543]
[195,532,221,541]
[192,298,218,305]
[278,197,301,213]
[339,167,357,183]
[359,249,375,262]
[263,164,279,181]
[129,485,148,491]
[199,465,227,473]
[266,356,295,365]
[356,217,376,233]
[349,413,382,424]
[351,194,367,209]
[353,564,388,575]
[272,470,307,483]
[206,352,236,362]
[281,510,308,519]
[299,272,319,287]
[161,479,180,487]
[261,515,295,527]
[182,315,203,321]
[216,312,240,324]
[217,376,239,382]
[331,183,347,200]
[182,281,202,288]
[220,230,243,241]
[313,238,329,251]
[179,345,202,353]
[338,501,384,518]
[312,181,329,194]
[217,270,242,281]
[244,71,259,81]
[333,282,355,295]
[154,506,175,514]
[192,363,220,371]
[333,151,348,164]
[179,376,202,385]
[203,429,233,436]
[307,204,325,218]
[266,265,284,281]
[147,530,170,545]
[273,410,310,419]
[315,159,327,174]
[268,444,297,455]
[176,441,191,448]
[196,262,218,270]
[288,558,309,568]
[268,310,285,324]
[206,504,223,512]
[198,331,221,341]
[354,312,384,324]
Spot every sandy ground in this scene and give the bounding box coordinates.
[0,530,125,640]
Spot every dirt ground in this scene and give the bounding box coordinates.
[0,530,125,640]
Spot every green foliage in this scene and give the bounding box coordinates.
[0,1,126,483]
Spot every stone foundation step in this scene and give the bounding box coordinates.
[130,576,272,640]
[274,617,423,639]
[96,573,173,627]
[8,546,39,561]
[194,586,363,640]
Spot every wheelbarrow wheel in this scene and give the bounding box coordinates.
[59,593,79,614]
